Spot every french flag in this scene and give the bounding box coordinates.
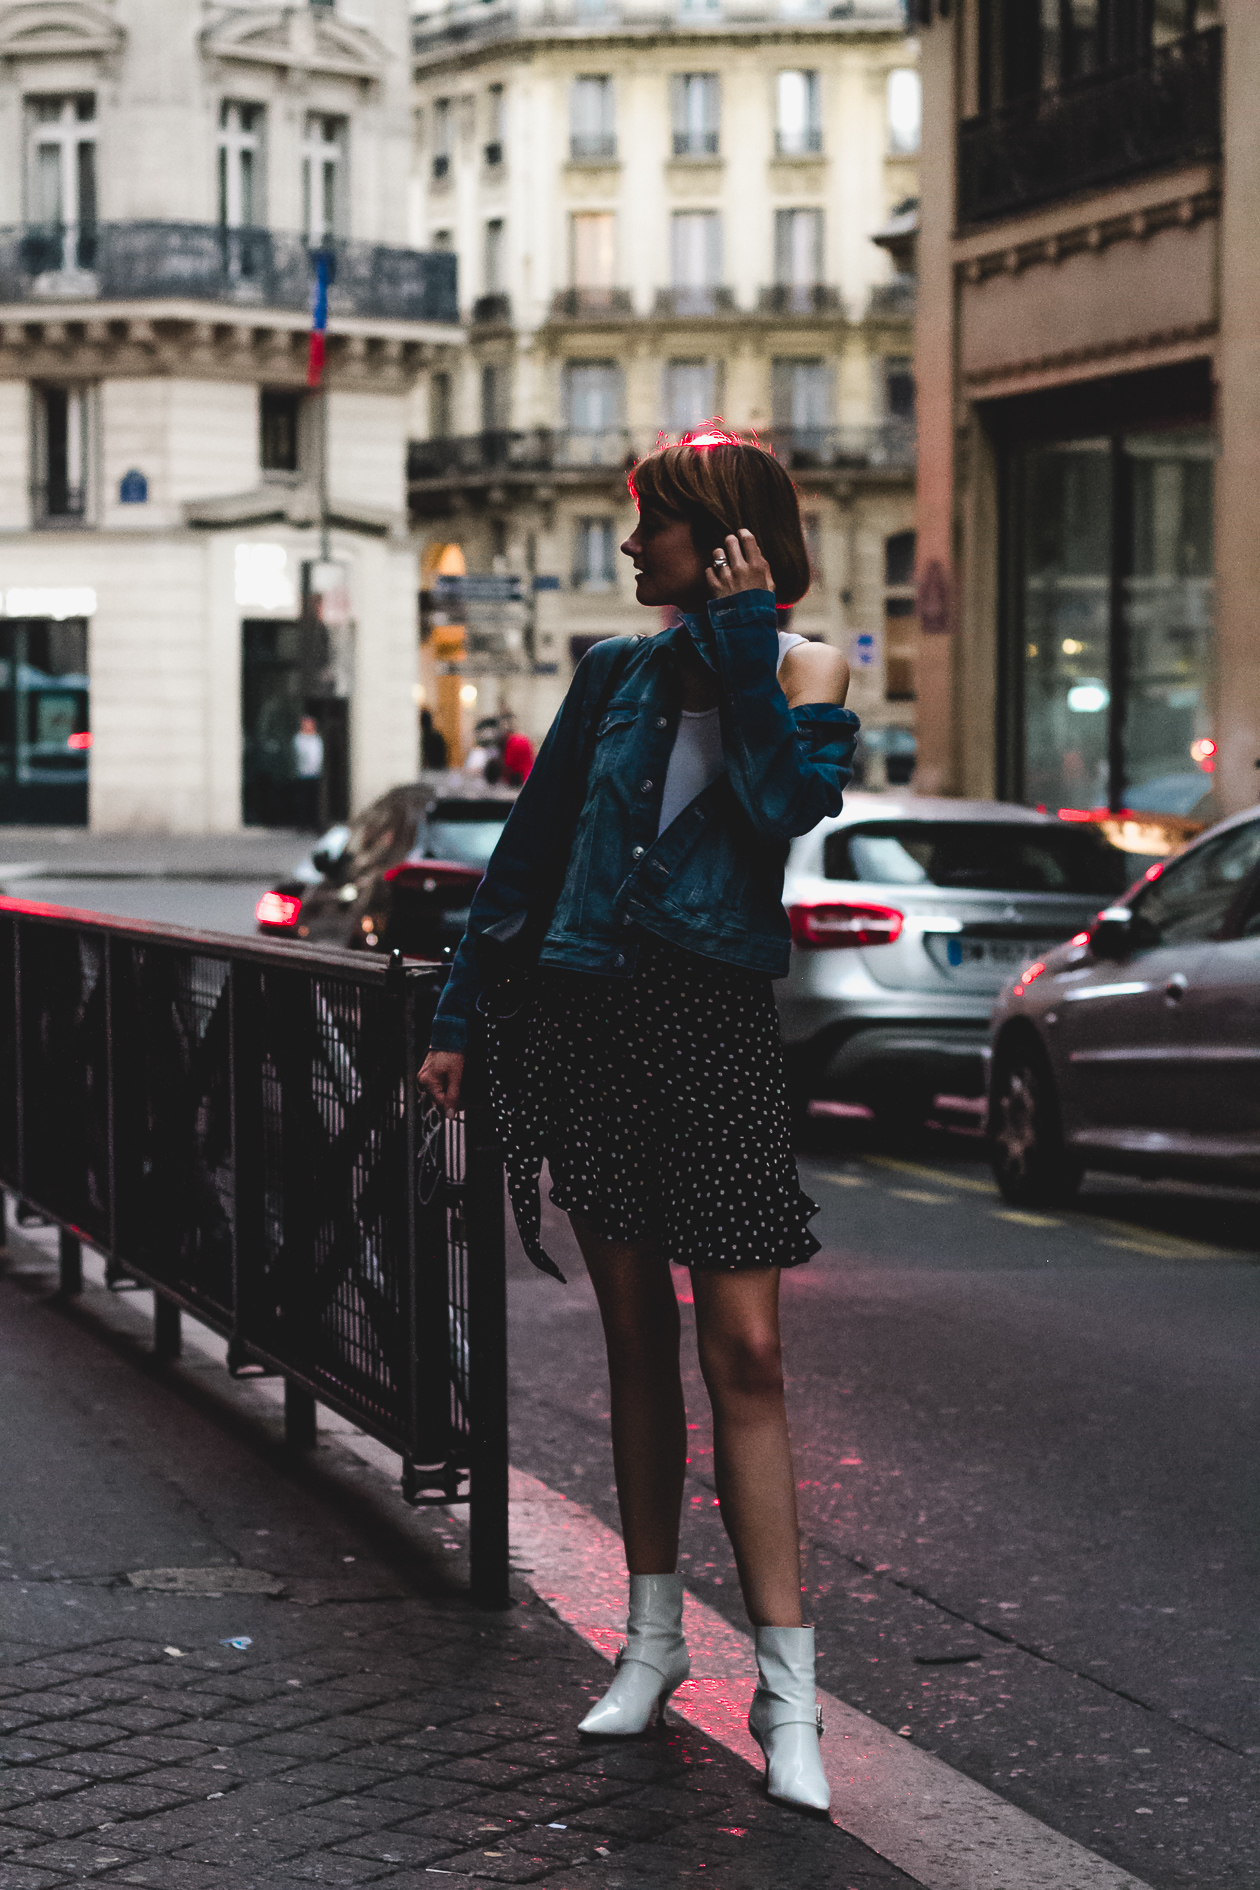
[306,250,332,388]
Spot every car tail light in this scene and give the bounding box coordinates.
[787,901,904,949]
[256,890,302,928]
[383,859,482,893]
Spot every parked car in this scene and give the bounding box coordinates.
[988,807,1260,1203]
[778,794,1136,1127]
[255,781,518,958]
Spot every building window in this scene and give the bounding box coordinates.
[772,358,829,437]
[566,360,621,432]
[33,384,89,524]
[432,98,452,179]
[485,83,505,165]
[774,208,823,290]
[303,115,346,244]
[1010,429,1215,817]
[260,390,303,474]
[887,68,921,155]
[666,359,716,433]
[484,218,505,293]
[574,517,616,589]
[802,510,823,583]
[27,96,97,272]
[570,212,616,293]
[776,70,821,157]
[671,74,720,156]
[218,101,264,228]
[430,371,453,438]
[570,76,616,160]
[670,211,722,312]
[884,356,916,421]
[884,529,917,702]
[480,362,510,434]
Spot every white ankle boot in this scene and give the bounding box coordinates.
[579,1573,690,1736]
[748,1625,830,1814]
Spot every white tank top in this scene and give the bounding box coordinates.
[657,631,805,837]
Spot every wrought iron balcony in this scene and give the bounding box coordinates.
[549,287,635,320]
[867,275,916,319]
[763,419,916,471]
[409,427,635,482]
[569,133,617,161]
[471,292,513,324]
[958,27,1222,225]
[0,223,459,323]
[757,284,843,316]
[653,286,736,318]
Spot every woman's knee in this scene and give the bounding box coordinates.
[701,1324,785,1404]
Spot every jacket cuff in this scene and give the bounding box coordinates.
[428,1012,469,1055]
[707,588,778,631]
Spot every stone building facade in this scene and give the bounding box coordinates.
[0,0,457,832]
[408,0,919,772]
[911,0,1256,826]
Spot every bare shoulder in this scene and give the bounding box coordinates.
[777,639,850,709]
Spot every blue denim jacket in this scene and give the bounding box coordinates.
[429,589,860,1053]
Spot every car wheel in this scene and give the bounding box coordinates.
[989,1043,1082,1207]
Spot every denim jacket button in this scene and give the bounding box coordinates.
[631,845,644,859]
[640,779,653,793]
[655,715,667,729]
[615,953,626,969]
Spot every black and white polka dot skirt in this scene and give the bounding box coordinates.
[484,938,820,1280]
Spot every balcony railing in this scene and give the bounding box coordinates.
[549,286,635,319]
[758,284,843,316]
[958,27,1222,225]
[0,223,459,323]
[471,292,513,324]
[653,286,736,318]
[407,419,914,484]
[569,133,617,161]
[867,275,916,319]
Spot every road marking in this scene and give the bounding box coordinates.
[864,1156,997,1197]
[510,1467,1153,1890]
[818,1171,868,1188]
[992,1209,1062,1229]
[890,1188,955,1206]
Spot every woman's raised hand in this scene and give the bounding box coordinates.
[706,528,774,599]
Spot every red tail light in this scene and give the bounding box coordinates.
[787,901,904,949]
[383,859,482,892]
[256,890,302,928]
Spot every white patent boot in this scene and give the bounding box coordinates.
[578,1574,690,1736]
[748,1625,831,1814]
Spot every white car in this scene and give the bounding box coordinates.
[777,794,1134,1127]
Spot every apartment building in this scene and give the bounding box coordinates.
[408,0,919,771]
[912,0,1255,828]
[0,0,457,832]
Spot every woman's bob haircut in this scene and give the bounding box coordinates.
[630,427,812,606]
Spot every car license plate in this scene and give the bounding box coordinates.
[944,937,1049,969]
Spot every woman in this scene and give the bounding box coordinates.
[419,432,856,1815]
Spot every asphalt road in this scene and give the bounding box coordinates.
[505,1124,1260,1890]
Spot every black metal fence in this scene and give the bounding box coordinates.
[958,27,1222,225]
[0,899,508,1605]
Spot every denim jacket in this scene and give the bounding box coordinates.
[429,589,860,1054]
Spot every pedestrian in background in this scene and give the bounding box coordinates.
[420,432,856,1814]
[291,714,324,831]
[420,706,448,772]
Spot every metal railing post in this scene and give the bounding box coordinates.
[465,1100,510,1608]
[153,1294,181,1360]
[284,1380,318,1450]
[58,1229,82,1296]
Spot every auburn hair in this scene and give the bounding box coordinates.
[630,429,812,606]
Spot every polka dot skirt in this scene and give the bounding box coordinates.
[485,937,821,1280]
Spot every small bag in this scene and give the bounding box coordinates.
[475,637,640,1021]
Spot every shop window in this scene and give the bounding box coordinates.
[33,385,89,524]
[1011,429,1215,817]
[26,95,96,272]
[573,517,616,589]
[260,389,303,474]
[0,618,90,824]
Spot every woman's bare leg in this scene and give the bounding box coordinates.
[691,1269,802,1628]
[570,1214,687,1574]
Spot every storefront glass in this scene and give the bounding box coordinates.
[0,619,89,824]
[1016,428,1214,817]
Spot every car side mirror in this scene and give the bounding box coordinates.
[312,823,352,880]
[1090,906,1134,958]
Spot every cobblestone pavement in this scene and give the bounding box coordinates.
[0,1226,922,1890]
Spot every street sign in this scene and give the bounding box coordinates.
[434,573,524,603]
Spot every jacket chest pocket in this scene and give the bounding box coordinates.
[589,705,639,781]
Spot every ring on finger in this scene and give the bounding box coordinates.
[712,552,727,567]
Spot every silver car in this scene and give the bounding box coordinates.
[777,794,1134,1126]
[988,806,1260,1203]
